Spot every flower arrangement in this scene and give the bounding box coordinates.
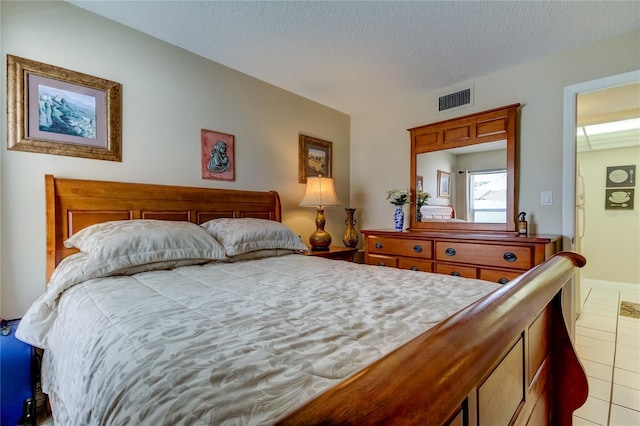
[386,188,410,205]
[416,189,431,206]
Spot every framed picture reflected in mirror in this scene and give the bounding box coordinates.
[437,170,451,198]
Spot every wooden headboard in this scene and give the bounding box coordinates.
[45,175,281,279]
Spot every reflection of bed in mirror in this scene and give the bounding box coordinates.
[419,204,460,220]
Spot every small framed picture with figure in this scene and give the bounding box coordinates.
[201,129,235,181]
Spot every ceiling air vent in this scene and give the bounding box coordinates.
[439,88,472,112]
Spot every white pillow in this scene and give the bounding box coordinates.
[223,249,301,262]
[199,218,308,256]
[64,219,227,275]
[110,259,213,276]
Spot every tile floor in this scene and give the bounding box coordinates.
[573,286,640,425]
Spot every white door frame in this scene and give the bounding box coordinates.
[562,70,640,318]
[562,70,640,248]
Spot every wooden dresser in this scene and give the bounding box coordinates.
[362,230,561,284]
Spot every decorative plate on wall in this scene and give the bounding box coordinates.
[606,165,635,187]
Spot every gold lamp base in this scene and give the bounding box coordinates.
[309,207,332,251]
[299,176,341,251]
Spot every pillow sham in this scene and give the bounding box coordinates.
[109,258,213,276]
[223,248,301,262]
[199,218,308,256]
[64,219,227,275]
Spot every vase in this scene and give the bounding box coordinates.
[416,205,423,222]
[342,208,359,248]
[393,205,404,231]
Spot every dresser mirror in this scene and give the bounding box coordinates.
[409,104,519,232]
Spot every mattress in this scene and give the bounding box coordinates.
[18,254,499,425]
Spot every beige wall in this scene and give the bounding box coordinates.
[0,1,350,318]
[2,3,639,318]
[578,146,640,284]
[351,30,640,238]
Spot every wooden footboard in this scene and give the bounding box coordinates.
[277,252,588,425]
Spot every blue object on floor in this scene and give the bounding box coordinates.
[0,319,36,426]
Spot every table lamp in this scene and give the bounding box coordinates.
[299,175,341,250]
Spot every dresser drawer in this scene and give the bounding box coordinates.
[367,236,432,259]
[435,242,532,270]
[435,263,478,279]
[398,258,433,272]
[479,268,521,284]
[366,254,399,268]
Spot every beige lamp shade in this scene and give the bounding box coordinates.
[300,176,341,250]
[299,176,341,207]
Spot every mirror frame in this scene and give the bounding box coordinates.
[408,104,520,232]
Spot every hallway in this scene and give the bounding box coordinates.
[573,283,640,425]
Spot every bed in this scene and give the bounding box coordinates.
[420,204,456,220]
[16,175,588,425]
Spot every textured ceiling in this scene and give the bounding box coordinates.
[68,1,640,115]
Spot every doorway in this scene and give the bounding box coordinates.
[563,71,640,315]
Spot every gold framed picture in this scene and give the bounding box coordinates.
[7,55,122,161]
[298,134,333,183]
[437,170,451,198]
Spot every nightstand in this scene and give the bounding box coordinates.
[305,246,358,262]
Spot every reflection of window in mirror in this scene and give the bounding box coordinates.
[468,169,507,222]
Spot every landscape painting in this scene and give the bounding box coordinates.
[37,84,98,141]
[7,55,122,161]
[28,74,107,148]
[307,147,327,176]
[298,134,333,183]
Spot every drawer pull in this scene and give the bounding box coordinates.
[413,245,423,254]
[498,278,510,284]
[375,242,383,249]
[503,252,517,262]
[450,271,461,277]
[410,266,419,271]
[445,247,456,257]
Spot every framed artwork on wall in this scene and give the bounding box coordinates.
[201,129,235,181]
[437,170,451,198]
[605,188,634,210]
[6,55,122,161]
[298,134,333,183]
[606,165,635,187]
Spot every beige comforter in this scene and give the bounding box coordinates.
[17,254,499,425]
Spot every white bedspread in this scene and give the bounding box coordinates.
[18,254,499,425]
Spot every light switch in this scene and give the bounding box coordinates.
[541,191,552,206]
